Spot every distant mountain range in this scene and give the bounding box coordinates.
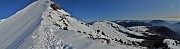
[112,20,180,34]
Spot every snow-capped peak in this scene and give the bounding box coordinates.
[0,0,52,49]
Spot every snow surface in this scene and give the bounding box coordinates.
[0,0,144,48]
[163,39,180,49]
[0,0,50,49]
[16,2,145,49]
[0,19,6,24]
[0,0,179,49]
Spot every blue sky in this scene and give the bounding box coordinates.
[0,0,180,22]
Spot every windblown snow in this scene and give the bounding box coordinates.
[0,0,180,49]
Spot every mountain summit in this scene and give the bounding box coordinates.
[0,0,180,49]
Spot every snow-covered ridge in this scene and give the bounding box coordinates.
[0,19,6,24]
[0,0,180,49]
[0,0,51,49]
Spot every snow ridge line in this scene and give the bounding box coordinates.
[6,1,51,49]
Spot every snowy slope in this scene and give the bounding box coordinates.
[17,4,145,48]
[0,0,180,49]
[0,0,51,49]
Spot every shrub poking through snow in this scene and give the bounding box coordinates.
[83,32,86,34]
[63,27,68,30]
[48,15,53,19]
[53,22,60,27]
[77,31,81,33]
[50,3,61,10]
[97,30,100,32]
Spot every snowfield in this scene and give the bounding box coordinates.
[0,0,180,49]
